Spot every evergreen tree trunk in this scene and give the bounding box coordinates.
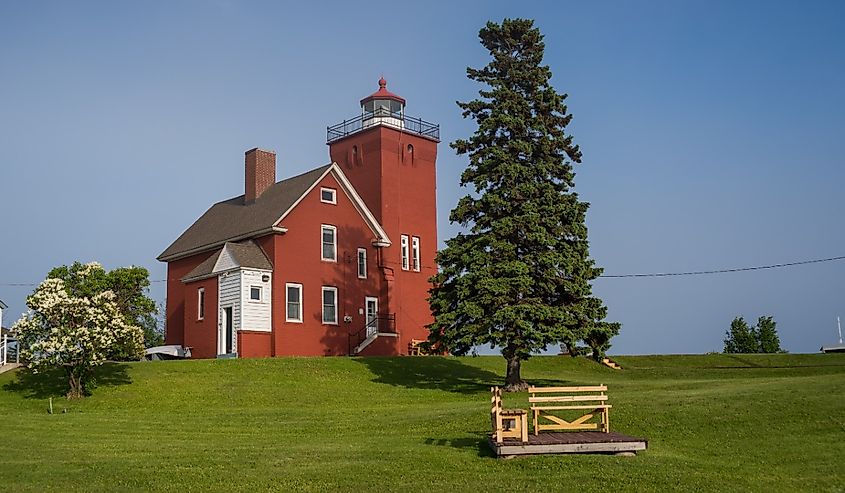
[503,346,528,392]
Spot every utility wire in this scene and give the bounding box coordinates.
[598,255,845,278]
[1,254,844,287]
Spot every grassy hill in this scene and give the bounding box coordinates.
[0,354,843,492]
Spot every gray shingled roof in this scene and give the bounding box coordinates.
[182,241,273,282]
[158,164,332,261]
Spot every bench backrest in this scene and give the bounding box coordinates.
[528,385,608,407]
[490,386,504,414]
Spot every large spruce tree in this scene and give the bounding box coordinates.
[428,18,620,391]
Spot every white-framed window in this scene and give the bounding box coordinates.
[411,236,420,272]
[250,285,262,301]
[286,283,303,323]
[357,248,367,279]
[322,286,338,325]
[320,187,337,204]
[400,235,409,270]
[197,288,205,320]
[321,225,337,261]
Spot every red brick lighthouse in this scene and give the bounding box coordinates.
[327,78,440,354]
[159,79,440,357]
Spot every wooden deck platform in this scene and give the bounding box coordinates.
[488,431,648,457]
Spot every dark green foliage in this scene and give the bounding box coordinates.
[724,317,756,353]
[724,315,783,353]
[48,262,160,354]
[755,316,782,353]
[428,18,620,389]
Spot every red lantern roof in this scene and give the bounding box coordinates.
[360,77,406,106]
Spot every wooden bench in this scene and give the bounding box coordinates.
[408,339,424,356]
[490,387,528,444]
[529,385,611,435]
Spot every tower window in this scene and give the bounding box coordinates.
[400,235,409,270]
[407,144,414,153]
[411,236,420,272]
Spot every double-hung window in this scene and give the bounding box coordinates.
[322,286,338,325]
[357,248,367,279]
[411,236,420,272]
[286,283,303,323]
[321,225,337,261]
[400,235,409,270]
[197,288,205,320]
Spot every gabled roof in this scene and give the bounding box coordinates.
[158,165,330,262]
[158,163,390,262]
[182,241,272,282]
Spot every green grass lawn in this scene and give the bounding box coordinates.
[0,353,843,492]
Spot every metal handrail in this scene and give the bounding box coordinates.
[328,111,440,143]
[348,314,396,355]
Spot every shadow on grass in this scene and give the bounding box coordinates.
[354,356,574,394]
[355,357,501,394]
[424,433,496,458]
[2,362,132,399]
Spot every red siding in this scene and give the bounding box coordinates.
[182,277,218,359]
[239,331,273,358]
[164,252,216,347]
[270,172,390,356]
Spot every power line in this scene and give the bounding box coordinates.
[1,254,843,287]
[599,255,845,278]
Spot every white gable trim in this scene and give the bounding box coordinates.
[273,163,391,246]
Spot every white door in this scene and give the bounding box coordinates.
[365,297,378,337]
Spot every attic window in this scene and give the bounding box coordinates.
[320,187,337,204]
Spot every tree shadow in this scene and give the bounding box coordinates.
[355,356,577,394]
[354,356,502,394]
[2,362,132,399]
[424,432,496,458]
[720,355,764,368]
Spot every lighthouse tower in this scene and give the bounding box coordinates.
[327,78,439,350]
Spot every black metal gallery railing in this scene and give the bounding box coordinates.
[327,111,440,143]
[348,314,397,355]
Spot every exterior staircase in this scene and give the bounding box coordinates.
[602,357,622,370]
[348,314,397,355]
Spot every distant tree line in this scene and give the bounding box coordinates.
[724,316,783,353]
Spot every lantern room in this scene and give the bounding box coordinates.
[360,77,406,129]
[327,78,439,144]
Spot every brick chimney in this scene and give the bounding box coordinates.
[245,148,276,203]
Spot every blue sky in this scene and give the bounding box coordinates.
[1,1,843,354]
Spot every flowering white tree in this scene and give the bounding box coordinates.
[13,270,144,398]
